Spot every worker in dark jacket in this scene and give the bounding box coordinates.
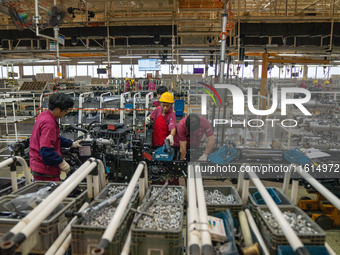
[29,93,81,181]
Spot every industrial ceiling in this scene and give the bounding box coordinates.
[0,0,340,64]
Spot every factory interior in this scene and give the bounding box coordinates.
[0,0,340,254]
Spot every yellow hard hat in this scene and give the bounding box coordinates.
[132,79,135,83]
[313,80,318,84]
[125,78,130,81]
[159,92,174,103]
[302,77,306,81]
[324,80,330,84]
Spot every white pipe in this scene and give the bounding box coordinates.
[15,157,31,185]
[55,234,71,255]
[97,160,106,190]
[245,209,270,255]
[238,211,253,247]
[1,160,97,249]
[219,14,227,83]
[10,171,17,192]
[86,175,93,199]
[297,165,340,211]
[93,175,100,198]
[248,171,305,252]
[120,92,131,123]
[139,163,148,203]
[93,162,146,253]
[39,93,53,114]
[0,157,31,193]
[133,92,141,131]
[45,202,89,255]
[78,92,94,137]
[145,92,154,119]
[291,180,299,205]
[0,158,14,171]
[120,230,131,255]
[10,160,98,241]
[241,179,250,205]
[325,242,337,255]
[11,99,18,142]
[187,164,201,254]
[4,101,8,135]
[237,169,244,195]
[99,92,112,122]
[194,164,213,252]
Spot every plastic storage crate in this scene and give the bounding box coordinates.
[131,204,183,255]
[277,245,330,255]
[253,188,282,205]
[284,148,311,164]
[248,187,292,210]
[256,206,326,255]
[204,186,243,217]
[144,185,185,205]
[12,181,88,210]
[0,178,26,196]
[0,195,75,254]
[71,201,133,255]
[174,99,185,116]
[94,183,139,208]
[213,210,238,255]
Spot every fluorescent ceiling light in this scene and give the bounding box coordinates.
[235,59,254,62]
[183,59,203,61]
[278,53,303,57]
[181,56,205,58]
[103,61,121,64]
[35,60,55,63]
[119,55,142,59]
[78,61,96,64]
[35,59,71,63]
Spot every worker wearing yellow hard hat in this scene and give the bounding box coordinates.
[125,78,131,92]
[324,80,330,85]
[146,92,176,147]
[313,80,318,84]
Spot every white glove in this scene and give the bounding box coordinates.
[198,154,208,161]
[145,116,151,125]
[166,135,174,146]
[59,160,71,173]
[71,140,82,148]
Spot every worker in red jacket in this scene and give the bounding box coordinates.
[174,113,215,161]
[146,92,176,147]
[29,93,82,181]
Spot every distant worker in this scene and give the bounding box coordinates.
[147,79,156,90]
[125,78,131,92]
[298,77,308,89]
[29,93,82,181]
[153,86,168,107]
[146,92,176,147]
[174,113,215,161]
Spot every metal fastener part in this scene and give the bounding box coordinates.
[136,204,182,231]
[261,210,319,235]
[204,190,236,205]
[150,187,184,204]
[82,206,117,227]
